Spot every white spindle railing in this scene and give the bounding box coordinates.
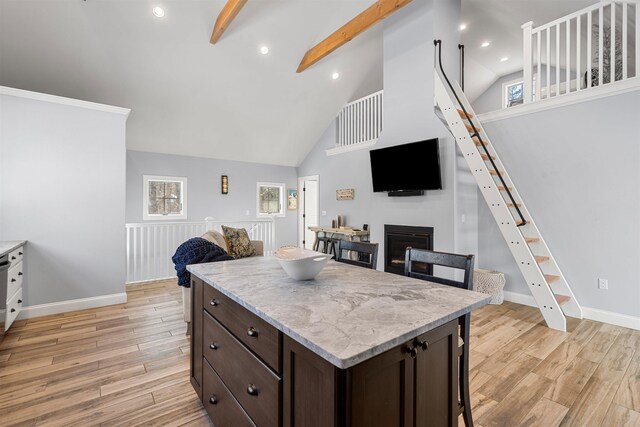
[523,0,639,103]
[125,218,276,283]
[330,90,383,155]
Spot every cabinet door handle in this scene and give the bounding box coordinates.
[10,308,16,313]
[18,272,23,276]
[18,252,23,256]
[247,384,259,396]
[209,395,218,405]
[209,343,218,350]
[418,340,429,351]
[11,256,16,260]
[247,326,258,338]
[18,299,22,304]
[11,279,16,282]
[404,345,417,358]
[210,299,219,307]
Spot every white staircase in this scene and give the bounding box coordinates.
[434,69,583,332]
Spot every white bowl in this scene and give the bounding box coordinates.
[275,247,332,281]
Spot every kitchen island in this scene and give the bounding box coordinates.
[188,256,490,427]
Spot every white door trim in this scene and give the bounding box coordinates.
[298,175,320,248]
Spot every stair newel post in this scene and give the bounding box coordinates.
[522,21,534,103]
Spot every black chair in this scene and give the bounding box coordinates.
[336,240,379,270]
[313,233,337,257]
[404,247,475,427]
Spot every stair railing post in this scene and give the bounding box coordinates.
[522,21,534,103]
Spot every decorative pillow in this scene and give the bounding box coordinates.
[221,225,256,259]
[201,230,229,252]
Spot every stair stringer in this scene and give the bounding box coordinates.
[449,80,583,321]
[435,72,568,331]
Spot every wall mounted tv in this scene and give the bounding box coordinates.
[369,138,442,196]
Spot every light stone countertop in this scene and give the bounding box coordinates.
[0,240,26,258]
[188,257,490,369]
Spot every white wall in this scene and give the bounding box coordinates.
[298,0,473,272]
[126,150,299,249]
[478,89,640,318]
[0,88,128,307]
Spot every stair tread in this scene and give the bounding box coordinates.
[554,294,571,306]
[458,109,474,119]
[497,186,513,191]
[545,274,560,284]
[516,220,528,226]
[480,154,497,161]
[507,203,522,207]
[534,255,550,263]
[488,169,507,176]
[465,123,478,132]
[525,237,540,243]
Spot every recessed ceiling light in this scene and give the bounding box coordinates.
[481,41,491,48]
[260,46,269,55]
[152,6,165,18]
[500,57,509,62]
[332,72,340,80]
[459,24,467,31]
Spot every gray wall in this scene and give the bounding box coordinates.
[478,90,640,317]
[0,92,127,306]
[126,150,299,249]
[298,0,474,273]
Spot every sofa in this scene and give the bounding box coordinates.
[182,230,264,323]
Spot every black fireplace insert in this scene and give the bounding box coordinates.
[384,224,434,276]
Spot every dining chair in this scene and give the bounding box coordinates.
[404,247,475,427]
[336,240,379,270]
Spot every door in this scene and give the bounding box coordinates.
[298,176,319,249]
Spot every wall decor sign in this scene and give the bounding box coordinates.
[336,189,355,200]
[287,189,298,210]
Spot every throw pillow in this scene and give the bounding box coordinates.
[221,225,256,259]
[201,230,229,252]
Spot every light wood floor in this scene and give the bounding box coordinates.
[0,280,638,427]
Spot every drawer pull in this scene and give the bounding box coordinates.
[18,299,22,304]
[246,384,259,396]
[246,326,258,338]
[10,308,16,313]
[11,279,16,282]
[18,272,23,276]
[210,299,219,307]
[209,395,218,405]
[418,340,429,351]
[11,256,16,260]
[404,345,418,358]
[209,343,218,350]
[19,252,23,256]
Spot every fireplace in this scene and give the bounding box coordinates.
[384,225,434,276]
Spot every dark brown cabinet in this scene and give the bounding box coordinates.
[191,276,459,427]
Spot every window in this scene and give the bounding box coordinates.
[256,182,285,217]
[503,80,524,108]
[143,175,187,220]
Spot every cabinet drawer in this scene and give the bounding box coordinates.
[204,284,280,371]
[204,311,280,427]
[5,288,22,331]
[203,359,256,427]
[8,247,24,265]
[7,261,23,301]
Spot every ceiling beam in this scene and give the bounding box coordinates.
[210,0,248,45]
[296,0,413,73]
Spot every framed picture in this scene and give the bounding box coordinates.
[287,189,298,210]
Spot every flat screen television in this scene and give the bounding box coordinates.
[369,138,442,194]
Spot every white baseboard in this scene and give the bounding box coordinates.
[503,291,640,331]
[16,293,128,320]
[126,277,175,286]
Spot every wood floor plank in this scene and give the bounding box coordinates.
[577,329,618,363]
[519,398,569,427]
[544,356,598,407]
[614,351,640,412]
[477,372,553,427]
[601,404,640,427]
[559,376,620,427]
[477,352,542,402]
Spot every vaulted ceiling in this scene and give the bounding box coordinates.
[0,0,383,167]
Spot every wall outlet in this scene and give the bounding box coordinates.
[321,211,327,216]
[598,278,608,290]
